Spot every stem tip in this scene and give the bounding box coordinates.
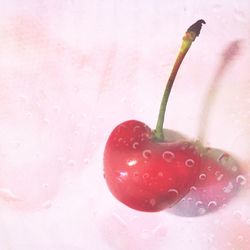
[187,19,206,36]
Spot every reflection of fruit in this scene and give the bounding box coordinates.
[169,147,244,216]
[104,120,201,212]
[103,20,205,212]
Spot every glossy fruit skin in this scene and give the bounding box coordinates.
[104,120,201,212]
[169,149,242,216]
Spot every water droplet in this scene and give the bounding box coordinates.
[158,172,163,177]
[42,200,52,209]
[217,174,224,181]
[53,105,61,113]
[133,172,139,181]
[208,201,217,209]
[205,147,212,153]
[142,150,152,159]
[215,171,224,181]
[212,3,221,13]
[42,183,49,188]
[181,142,189,150]
[133,126,141,133]
[83,158,89,165]
[223,182,234,193]
[132,142,139,149]
[195,201,203,207]
[207,165,213,171]
[140,229,150,240]
[199,173,206,181]
[217,153,229,164]
[112,212,128,227]
[168,189,179,196]
[198,207,206,215]
[43,118,50,125]
[0,188,19,201]
[67,160,76,167]
[162,151,175,162]
[236,175,247,185]
[237,235,244,241]
[152,225,167,239]
[233,210,243,220]
[149,198,156,206]
[185,159,195,168]
[231,166,238,172]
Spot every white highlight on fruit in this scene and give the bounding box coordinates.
[127,159,137,167]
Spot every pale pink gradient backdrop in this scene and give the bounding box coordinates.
[0,1,249,249]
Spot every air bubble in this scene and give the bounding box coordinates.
[185,159,195,168]
[162,151,175,162]
[199,174,206,181]
[142,150,152,159]
[236,175,247,185]
[132,142,139,149]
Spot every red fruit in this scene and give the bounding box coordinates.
[103,20,205,212]
[104,120,201,212]
[169,148,243,216]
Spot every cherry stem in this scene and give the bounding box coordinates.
[153,19,205,141]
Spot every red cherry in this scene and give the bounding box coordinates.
[103,20,205,212]
[104,120,201,212]
[169,148,243,216]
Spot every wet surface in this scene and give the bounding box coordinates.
[0,1,250,249]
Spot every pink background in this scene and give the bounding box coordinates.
[0,1,250,249]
